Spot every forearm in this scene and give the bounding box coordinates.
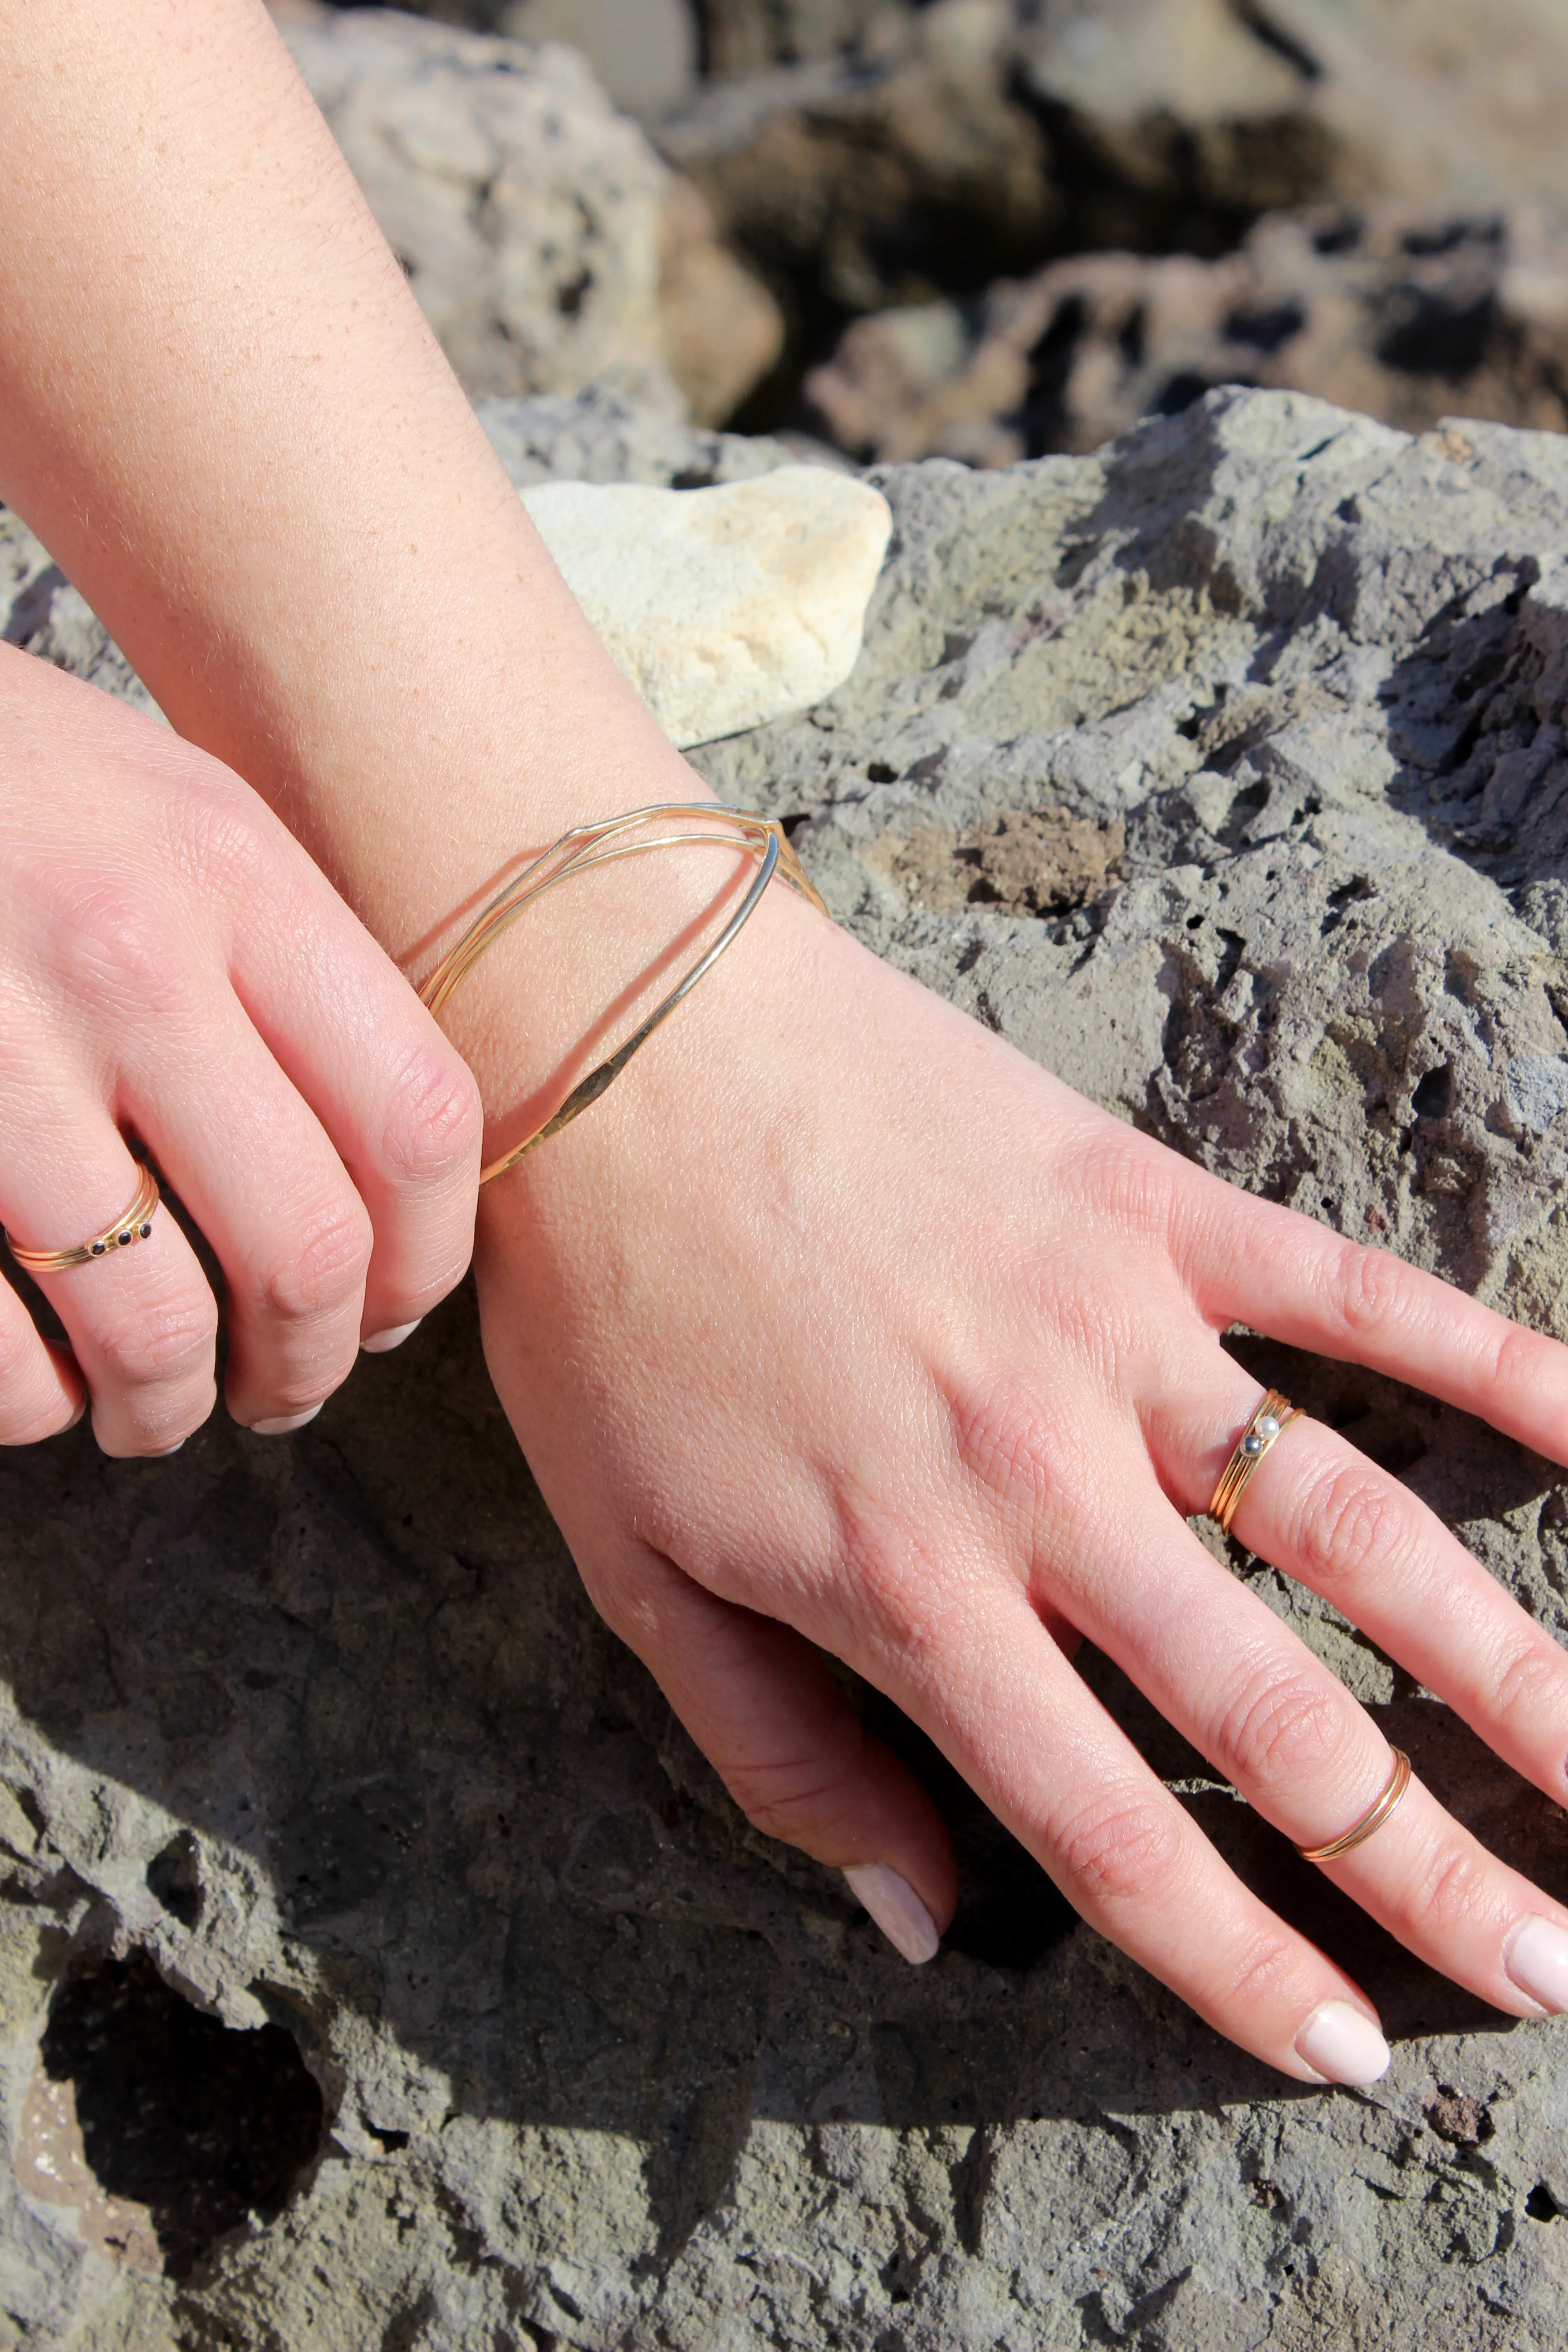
[0,0,700,1056]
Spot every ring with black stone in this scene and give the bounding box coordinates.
[5,1165,162,1277]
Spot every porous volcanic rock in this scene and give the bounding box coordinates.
[276,5,783,423]
[806,202,1568,466]
[6,387,1568,2345]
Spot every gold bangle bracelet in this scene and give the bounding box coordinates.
[417,804,828,1185]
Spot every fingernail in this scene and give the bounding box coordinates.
[1295,1999,1391,2086]
[64,1396,87,1431]
[362,1320,422,1355]
[1505,1916,1568,2013]
[150,1438,186,1458]
[250,1406,323,1437]
[842,1863,940,1965]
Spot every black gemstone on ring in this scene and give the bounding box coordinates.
[90,1240,108,1256]
[139,1223,152,1239]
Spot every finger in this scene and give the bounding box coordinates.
[1182,1179,1568,1463]
[226,845,481,1346]
[1156,1372,1568,1810]
[0,1281,83,1443]
[0,1124,217,1455]
[125,999,377,1433]
[1058,1465,1568,2027]
[835,1567,1391,2082]
[588,1539,956,1963]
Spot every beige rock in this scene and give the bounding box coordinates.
[278,6,781,421]
[520,466,891,744]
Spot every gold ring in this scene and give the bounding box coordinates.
[1209,1388,1301,1537]
[5,1165,161,1275]
[1296,1749,1412,1862]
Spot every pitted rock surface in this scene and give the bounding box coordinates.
[4,387,1568,2345]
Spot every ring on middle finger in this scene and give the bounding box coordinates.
[1210,1388,1301,1536]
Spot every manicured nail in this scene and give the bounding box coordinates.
[150,1438,186,1457]
[1505,1916,1568,2013]
[842,1863,940,1965]
[1295,2000,1391,2086]
[64,1396,88,1431]
[250,1406,323,1437]
[362,1320,421,1355]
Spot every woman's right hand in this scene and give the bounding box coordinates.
[0,642,481,1454]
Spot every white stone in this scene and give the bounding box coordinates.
[520,467,893,748]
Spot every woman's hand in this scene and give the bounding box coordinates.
[472,879,1568,2086]
[0,645,480,1455]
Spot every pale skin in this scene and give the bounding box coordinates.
[4,1,1568,2090]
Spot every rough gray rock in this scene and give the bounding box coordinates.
[275,5,783,424]
[8,385,1568,2344]
[805,203,1568,467]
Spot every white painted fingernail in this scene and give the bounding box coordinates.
[843,1863,940,1965]
[1505,1916,1568,2013]
[1295,2000,1391,2086]
[250,1406,323,1437]
[362,1320,422,1355]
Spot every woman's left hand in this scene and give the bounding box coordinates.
[472,877,1568,2088]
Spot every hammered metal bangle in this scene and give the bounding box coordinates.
[1208,1388,1301,1537]
[5,1163,161,1275]
[417,804,828,1185]
[1296,1748,1412,1862]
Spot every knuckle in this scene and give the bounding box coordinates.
[1214,1659,1348,1787]
[251,1196,372,1326]
[1222,1926,1311,2013]
[47,874,193,1017]
[379,1041,483,1187]
[1488,1628,1568,1732]
[1291,1460,1411,1595]
[1046,1785,1184,1907]
[1328,1240,1413,1343]
[1413,1837,1495,1941]
[727,1746,867,1846]
[1488,1319,1554,1409]
[94,1285,219,1393]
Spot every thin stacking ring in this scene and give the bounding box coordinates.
[1208,1387,1302,1537]
[5,1164,161,1275]
[418,804,830,1186]
[1296,1748,1412,1862]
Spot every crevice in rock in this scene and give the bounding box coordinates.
[34,1952,325,2280]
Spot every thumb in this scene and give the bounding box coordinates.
[588,1539,957,1965]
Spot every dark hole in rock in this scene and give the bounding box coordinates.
[1412,1063,1453,1119]
[39,1953,324,2279]
[1528,2183,1561,2220]
[1156,369,1222,417]
[1313,214,1362,257]
[1225,300,1307,355]
[145,1833,202,1929]
[866,760,898,783]
[1376,289,1496,379]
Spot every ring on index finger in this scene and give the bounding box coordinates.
[1209,1388,1302,1537]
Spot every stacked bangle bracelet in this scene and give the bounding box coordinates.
[417,803,828,1185]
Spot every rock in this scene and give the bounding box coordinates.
[12,385,1568,2342]
[805,202,1568,464]
[653,1,1057,325]
[499,0,699,115]
[278,5,782,422]
[1018,0,1568,248]
[520,465,892,744]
